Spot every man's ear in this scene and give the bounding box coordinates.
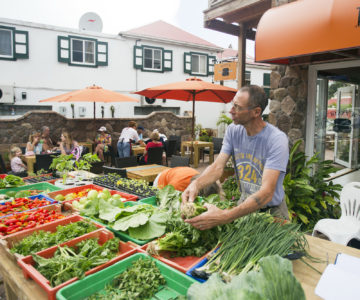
[254,107,262,117]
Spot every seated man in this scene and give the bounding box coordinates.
[153,166,219,196]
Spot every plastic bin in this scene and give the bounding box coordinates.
[0,194,58,219]
[185,248,219,282]
[139,196,157,206]
[0,204,63,239]
[0,182,61,196]
[18,229,138,300]
[47,184,138,203]
[56,252,197,300]
[0,215,104,262]
[139,244,212,274]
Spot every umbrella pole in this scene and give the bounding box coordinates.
[191,93,195,166]
[93,102,95,119]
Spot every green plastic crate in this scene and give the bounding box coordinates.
[0,182,62,196]
[56,252,197,300]
[138,196,157,206]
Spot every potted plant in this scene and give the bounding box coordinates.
[110,105,115,118]
[101,106,104,118]
[49,154,75,184]
[74,153,100,180]
[220,160,235,183]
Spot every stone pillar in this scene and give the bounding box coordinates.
[269,65,308,147]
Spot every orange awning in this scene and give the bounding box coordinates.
[255,0,360,64]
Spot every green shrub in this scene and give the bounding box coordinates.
[284,140,342,232]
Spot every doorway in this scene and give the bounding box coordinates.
[307,61,360,176]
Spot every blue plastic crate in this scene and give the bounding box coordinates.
[186,248,219,282]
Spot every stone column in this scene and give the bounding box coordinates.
[269,65,308,147]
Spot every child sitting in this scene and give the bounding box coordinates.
[9,146,27,177]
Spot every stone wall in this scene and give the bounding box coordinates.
[268,65,308,148]
[0,111,192,155]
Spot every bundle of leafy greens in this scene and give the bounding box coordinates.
[0,175,25,189]
[187,255,305,300]
[11,221,98,256]
[86,257,166,300]
[199,213,308,277]
[33,237,120,287]
[156,185,182,212]
[147,194,234,257]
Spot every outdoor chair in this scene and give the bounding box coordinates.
[169,135,181,154]
[34,153,60,173]
[115,156,138,168]
[165,139,177,166]
[147,147,164,165]
[0,154,7,174]
[203,137,223,162]
[89,161,105,174]
[102,166,127,178]
[312,182,360,245]
[170,155,190,167]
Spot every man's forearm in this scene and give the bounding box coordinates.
[224,190,274,223]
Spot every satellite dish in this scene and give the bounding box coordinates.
[79,12,103,32]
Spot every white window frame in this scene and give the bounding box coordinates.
[191,54,207,75]
[70,38,96,66]
[0,28,13,58]
[143,47,162,71]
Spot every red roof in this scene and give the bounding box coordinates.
[124,20,220,48]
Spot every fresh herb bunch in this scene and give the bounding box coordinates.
[87,257,165,300]
[222,175,241,201]
[0,175,25,189]
[33,237,120,287]
[201,213,308,277]
[11,221,98,256]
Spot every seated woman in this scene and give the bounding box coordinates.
[9,146,27,177]
[140,131,163,164]
[59,131,81,160]
[94,126,112,161]
[25,131,42,155]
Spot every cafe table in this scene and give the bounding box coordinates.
[125,164,170,182]
[0,234,359,299]
[131,145,145,156]
[180,141,214,168]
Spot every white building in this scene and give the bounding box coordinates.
[0,17,270,129]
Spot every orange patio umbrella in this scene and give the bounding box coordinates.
[39,85,139,119]
[135,77,237,140]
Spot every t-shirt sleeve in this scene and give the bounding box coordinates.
[132,131,139,142]
[264,133,289,172]
[221,125,233,155]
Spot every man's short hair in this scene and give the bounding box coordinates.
[191,174,220,197]
[42,126,49,132]
[240,85,268,113]
[137,126,144,131]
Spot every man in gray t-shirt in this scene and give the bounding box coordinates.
[182,85,289,230]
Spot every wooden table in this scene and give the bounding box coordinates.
[180,141,214,168]
[0,233,359,299]
[125,164,170,182]
[293,235,360,299]
[131,146,145,156]
[22,155,36,175]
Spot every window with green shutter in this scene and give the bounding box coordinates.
[57,35,108,67]
[183,52,215,76]
[132,44,172,73]
[263,73,270,98]
[0,25,29,61]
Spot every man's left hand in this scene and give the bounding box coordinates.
[185,204,229,230]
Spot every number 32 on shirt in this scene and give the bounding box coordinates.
[237,164,258,183]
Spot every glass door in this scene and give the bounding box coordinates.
[334,86,358,168]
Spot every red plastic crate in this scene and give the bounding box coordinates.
[18,229,137,300]
[0,204,64,239]
[139,243,213,274]
[47,184,138,203]
[0,215,104,262]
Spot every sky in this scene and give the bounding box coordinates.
[0,0,255,55]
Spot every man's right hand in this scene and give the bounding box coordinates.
[181,181,199,204]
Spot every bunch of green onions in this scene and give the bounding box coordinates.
[201,213,308,277]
